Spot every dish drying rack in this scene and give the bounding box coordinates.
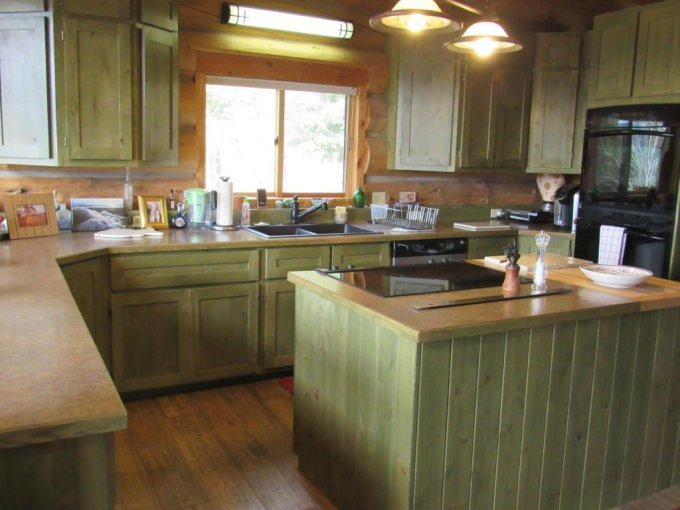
[370,204,439,230]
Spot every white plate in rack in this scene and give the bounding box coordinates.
[580,264,653,288]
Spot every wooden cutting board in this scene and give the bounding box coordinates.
[484,253,592,274]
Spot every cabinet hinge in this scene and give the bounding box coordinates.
[63,136,68,148]
[60,30,64,41]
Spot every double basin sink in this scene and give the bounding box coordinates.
[244,223,382,238]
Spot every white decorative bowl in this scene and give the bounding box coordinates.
[580,264,653,288]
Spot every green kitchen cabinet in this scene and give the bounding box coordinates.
[517,232,573,257]
[331,242,391,269]
[190,283,259,382]
[61,15,133,161]
[264,245,331,279]
[457,62,531,170]
[263,279,296,369]
[393,34,458,172]
[589,0,680,105]
[0,16,50,159]
[112,288,191,393]
[62,0,129,17]
[60,257,112,372]
[467,235,517,259]
[0,1,45,12]
[527,32,587,175]
[140,0,178,32]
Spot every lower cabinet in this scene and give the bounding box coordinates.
[111,283,258,393]
[60,257,112,371]
[331,242,391,269]
[467,236,517,259]
[263,279,296,369]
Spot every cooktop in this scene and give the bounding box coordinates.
[323,261,532,298]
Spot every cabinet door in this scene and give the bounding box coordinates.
[457,64,495,169]
[331,243,391,269]
[141,26,178,164]
[263,279,295,369]
[589,9,638,100]
[0,16,50,159]
[63,16,132,161]
[527,68,580,170]
[493,67,531,168]
[140,0,177,32]
[467,236,516,259]
[112,289,190,392]
[62,0,130,18]
[189,284,259,382]
[395,61,456,171]
[633,0,680,97]
[0,1,45,12]
[61,257,111,372]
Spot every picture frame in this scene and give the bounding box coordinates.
[3,192,59,240]
[138,196,168,229]
[71,198,126,232]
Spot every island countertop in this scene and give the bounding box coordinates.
[0,224,520,447]
[287,265,680,342]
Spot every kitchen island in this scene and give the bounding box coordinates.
[288,266,680,510]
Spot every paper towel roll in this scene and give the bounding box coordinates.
[216,177,234,226]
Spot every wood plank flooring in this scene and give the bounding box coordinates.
[114,380,337,510]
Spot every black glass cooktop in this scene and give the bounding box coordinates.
[323,261,533,298]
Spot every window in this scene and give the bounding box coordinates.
[205,77,356,196]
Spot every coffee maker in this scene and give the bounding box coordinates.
[554,185,579,229]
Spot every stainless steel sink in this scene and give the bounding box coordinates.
[243,223,382,238]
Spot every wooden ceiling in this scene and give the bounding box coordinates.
[352,0,660,30]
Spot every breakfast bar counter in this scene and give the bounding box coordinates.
[288,266,680,510]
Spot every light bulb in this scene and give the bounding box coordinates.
[473,38,497,57]
[406,14,426,32]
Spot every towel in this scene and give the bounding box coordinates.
[598,225,627,265]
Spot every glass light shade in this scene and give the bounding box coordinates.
[445,20,523,56]
[226,4,354,39]
[369,0,460,34]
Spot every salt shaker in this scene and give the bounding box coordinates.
[532,230,551,292]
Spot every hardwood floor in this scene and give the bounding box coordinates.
[114,380,337,510]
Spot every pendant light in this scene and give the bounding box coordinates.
[369,0,461,34]
[444,1,522,57]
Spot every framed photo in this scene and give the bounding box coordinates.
[71,198,125,232]
[3,192,59,240]
[138,196,168,229]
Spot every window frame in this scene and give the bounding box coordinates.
[204,75,359,198]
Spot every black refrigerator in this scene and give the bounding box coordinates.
[574,104,680,279]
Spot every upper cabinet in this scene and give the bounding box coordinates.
[394,34,457,172]
[456,58,532,170]
[0,0,178,166]
[589,0,680,106]
[526,32,588,175]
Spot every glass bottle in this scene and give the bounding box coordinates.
[532,230,551,292]
[352,186,366,208]
[241,197,251,226]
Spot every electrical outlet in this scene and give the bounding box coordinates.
[490,208,503,218]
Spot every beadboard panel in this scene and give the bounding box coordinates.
[294,286,680,510]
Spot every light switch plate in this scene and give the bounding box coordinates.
[372,192,386,205]
[490,208,503,218]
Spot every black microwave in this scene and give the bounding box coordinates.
[581,105,680,214]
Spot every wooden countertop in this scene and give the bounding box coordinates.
[288,264,680,343]
[0,224,518,447]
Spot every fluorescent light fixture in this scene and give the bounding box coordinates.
[444,19,523,57]
[221,3,354,40]
[369,0,460,34]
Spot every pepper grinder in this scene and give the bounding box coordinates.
[532,230,551,292]
[502,240,521,295]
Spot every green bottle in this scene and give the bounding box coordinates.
[352,186,366,208]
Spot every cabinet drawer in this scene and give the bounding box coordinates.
[264,246,331,279]
[467,236,516,259]
[111,249,259,290]
[331,243,391,269]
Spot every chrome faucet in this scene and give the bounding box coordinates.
[290,196,329,223]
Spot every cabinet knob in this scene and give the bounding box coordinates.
[347,264,355,269]
[331,265,340,270]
